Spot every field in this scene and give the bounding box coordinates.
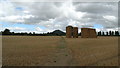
[2,36,119,66]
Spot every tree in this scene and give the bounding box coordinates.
[115,31,116,36]
[33,32,35,35]
[11,32,14,35]
[29,32,32,35]
[111,31,114,36]
[0,31,2,35]
[117,31,119,36]
[98,31,102,36]
[106,32,109,36]
[115,31,119,36]
[102,32,105,36]
[102,32,104,36]
[3,29,11,35]
[109,31,112,36]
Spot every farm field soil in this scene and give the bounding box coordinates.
[2,36,119,66]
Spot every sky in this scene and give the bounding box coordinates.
[0,0,119,33]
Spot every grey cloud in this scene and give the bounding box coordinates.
[1,1,118,32]
[81,24,94,28]
[73,2,118,30]
[74,2,117,14]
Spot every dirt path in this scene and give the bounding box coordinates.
[44,36,73,66]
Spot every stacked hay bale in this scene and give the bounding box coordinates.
[73,27,78,38]
[81,28,90,38]
[81,28,97,38]
[66,26,73,38]
[89,29,97,38]
[66,26,78,38]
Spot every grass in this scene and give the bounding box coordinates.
[2,36,119,66]
[65,36,118,66]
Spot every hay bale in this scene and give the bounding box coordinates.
[81,28,97,38]
[66,26,73,38]
[73,27,78,38]
[89,29,97,38]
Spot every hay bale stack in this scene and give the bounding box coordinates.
[81,28,90,38]
[89,29,97,38]
[73,27,78,38]
[66,26,73,38]
[81,28,97,38]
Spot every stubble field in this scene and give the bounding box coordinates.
[2,36,119,66]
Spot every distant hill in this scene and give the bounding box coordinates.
[51,30,65,36]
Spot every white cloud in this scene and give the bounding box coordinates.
[35,27,54,33]
[4,27,26,32]
[0,15,35,23]
[23,10,30,14]
[103,15,117,22]
[35,27,43,32]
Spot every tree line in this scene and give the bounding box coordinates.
[0,29,120,36]
[97,31,119,36]
[0,29,66,36]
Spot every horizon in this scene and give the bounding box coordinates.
[1,28,119,34]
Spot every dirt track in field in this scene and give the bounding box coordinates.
[43,36,73,66]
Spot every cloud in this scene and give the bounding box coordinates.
[103,15,117,22]
[74,2,118,29]
[35,27,56,33]
[0,15,35,23]
[74,2,117,15]
[4,27,26,32]
[0,1,118,33]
